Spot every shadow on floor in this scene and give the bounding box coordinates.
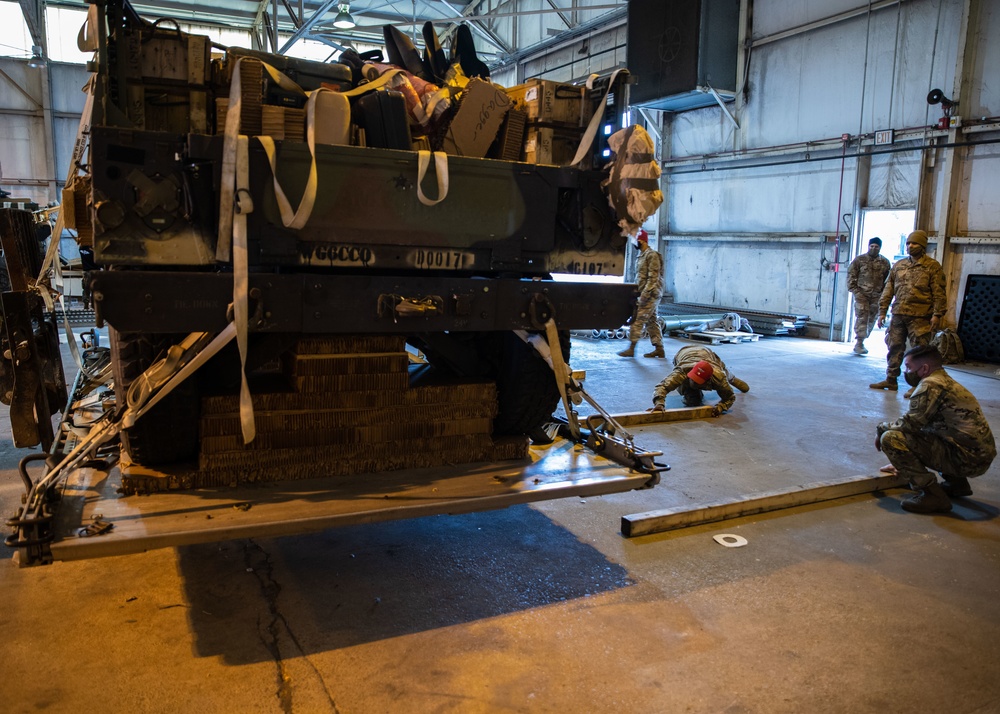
[177,504,632,663]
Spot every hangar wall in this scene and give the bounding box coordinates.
[658,0,1000,335]
[0,58,92,206]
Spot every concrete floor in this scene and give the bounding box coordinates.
[2,331,999,713]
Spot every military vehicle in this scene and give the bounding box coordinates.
[2,0,664,565]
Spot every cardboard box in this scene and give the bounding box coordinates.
[523,125,584,166]
[506,79,590,128]
[441,79,512,158]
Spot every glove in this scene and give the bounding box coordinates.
[710,405,724,417]
[647,402,665,412]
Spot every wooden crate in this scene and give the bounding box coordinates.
[523,125,584,166]
[506,79,591,128]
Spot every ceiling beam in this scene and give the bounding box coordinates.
[17,0,45,50]
[279,0,341,53]
[440,0,509,54]
[438,0,492,44]
[542,0,574,30]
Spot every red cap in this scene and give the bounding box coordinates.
[687,361,714,385]
[636,229,649,243]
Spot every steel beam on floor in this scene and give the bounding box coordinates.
[621,473,909,537]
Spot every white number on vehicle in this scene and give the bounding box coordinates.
[409,250,474,270]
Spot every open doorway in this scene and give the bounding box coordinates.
[845,208,916,341]
[858,208,916,263]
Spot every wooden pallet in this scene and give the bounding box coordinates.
[669,329,760,344]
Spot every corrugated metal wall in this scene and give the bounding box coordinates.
[0,59,90,206]
[659,0,1000,334]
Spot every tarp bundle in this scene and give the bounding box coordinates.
[603,125,663,236]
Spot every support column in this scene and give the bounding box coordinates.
[934,0,980,326]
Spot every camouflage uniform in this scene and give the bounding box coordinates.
[629,246,664,345]
[847,251,890,340]
[652,346,741,412]
[878,254,946,379]
[877,370,996,489]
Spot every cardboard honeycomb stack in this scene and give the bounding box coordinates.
[261,105,306,142]
[121,335,528,491]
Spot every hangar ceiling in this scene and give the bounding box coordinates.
[20,0,626,67]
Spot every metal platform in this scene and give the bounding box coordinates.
[668,329,760,345]
[662,302,809,335]
[42,441,656,563]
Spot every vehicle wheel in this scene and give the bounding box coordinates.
[491,330,569,436]
[109,327,200,465]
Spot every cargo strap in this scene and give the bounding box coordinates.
[233,136,255,444]
[77,4,99,52]
[218,60,263,442]
[252,67,409,231]
[416,150,449,206]
[523,323,664,477]
[565,69,624,168]
[22,323,239,514]
[35,74,98,378]
[543,319,580,440]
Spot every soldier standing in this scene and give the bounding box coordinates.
[869,230,946,396]
[847,237,891,355]
[648,345,750,416]
[618,230,665,358]
[876,345,996,513]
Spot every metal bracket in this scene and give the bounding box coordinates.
[526,320,668,482]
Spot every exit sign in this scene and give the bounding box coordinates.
[875,129,894,146]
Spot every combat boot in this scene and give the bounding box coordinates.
[853,339,868,355]
[643,345,665,358]
[730,377,750,393]
[617,341,637,357]
[940,475,973,498]
[901,482,952,514]
[869,378,898,391]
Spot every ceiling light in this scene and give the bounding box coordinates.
[333,4,355,29]
[27,45,46,69]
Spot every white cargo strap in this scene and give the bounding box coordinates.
[27,325,239,512]
[233,135,256,444]
[77,4,100,52]
[218,58,305,255]
[217,61,413,438]
[216,58,246,261]
[416,150,449,206]
[338,68,405,97]
[543,319,580,439]
[36,75,97,376]
[216,60,257,442]
[565,69,624,168]
[255,95,319,229]
[515,324,580,441]
[254,68,407,229]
